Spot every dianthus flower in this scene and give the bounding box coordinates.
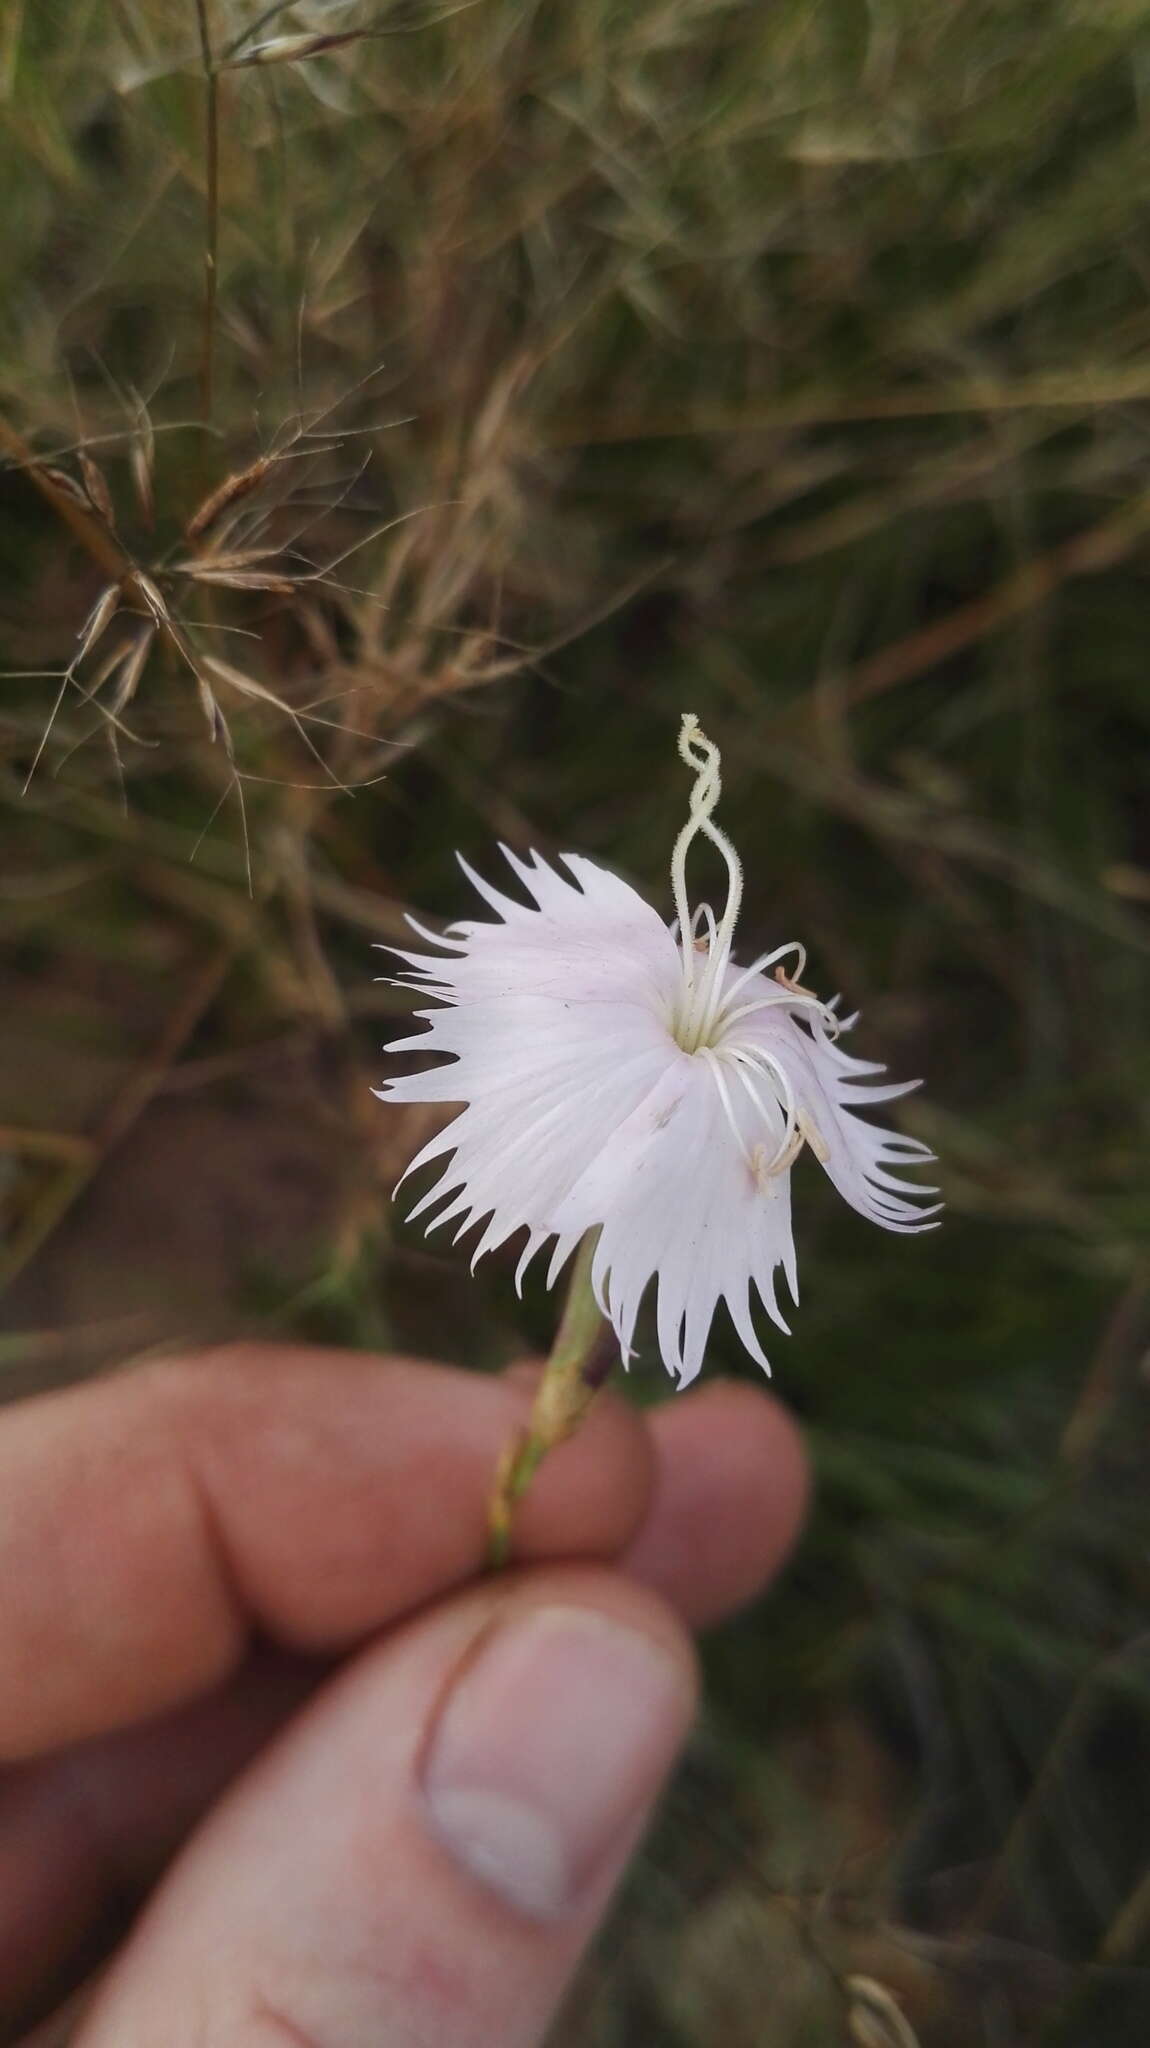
[379,716,938,1385]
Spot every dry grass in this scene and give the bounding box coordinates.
[3,2,1150,2040]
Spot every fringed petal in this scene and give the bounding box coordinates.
[732,991,940,1234]
[377,846,938,1386]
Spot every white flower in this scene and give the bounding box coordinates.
[378,716,939,1385]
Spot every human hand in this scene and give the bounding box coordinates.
[0,1343,807,2046]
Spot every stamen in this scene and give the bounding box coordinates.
[698,1046,753,1169]
[774,963,821,1002]
[797,1108,830,1163]
[671,901,717,948]
[691,902,718,954]
[762,1126,806,1176]
[703,1044,811,1190]
[725,1042,797,1127]
[724,1042,801,1172]
[719,990,840,1037]
[728,1057,786,1147]
[712,941,807,1026]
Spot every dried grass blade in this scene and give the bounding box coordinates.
[226,29,366,69]
[185,456,275,541]
[78,451,116,528]
[75,586,121,664]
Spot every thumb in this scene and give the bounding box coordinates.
[75,1566,698,2048]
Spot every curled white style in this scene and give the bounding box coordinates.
[376,716,939,1385]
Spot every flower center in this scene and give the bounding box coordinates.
[668,714,835,1188]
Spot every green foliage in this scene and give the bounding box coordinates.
[3,1,1150,2039]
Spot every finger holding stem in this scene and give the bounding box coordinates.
[488,1232,617,1568]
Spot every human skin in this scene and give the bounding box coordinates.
[0,1342,808,2047]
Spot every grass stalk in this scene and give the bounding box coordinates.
[192,0,220,425]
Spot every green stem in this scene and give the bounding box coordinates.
[486,1232,617,1568]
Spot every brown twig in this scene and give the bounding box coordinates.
[549,364,1150,446]
[0,416,133,585]
[835,493,1150,713]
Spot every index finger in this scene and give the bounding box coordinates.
[0,1344,654,1758]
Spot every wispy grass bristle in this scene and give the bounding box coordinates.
[2,3,1150,2039]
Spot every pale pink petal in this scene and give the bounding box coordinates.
[377,852,687,1285]
[732,984,940,1233]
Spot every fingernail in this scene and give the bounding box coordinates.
[421,1605,694,1920]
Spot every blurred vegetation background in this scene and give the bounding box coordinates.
[2,1,1150,2040]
